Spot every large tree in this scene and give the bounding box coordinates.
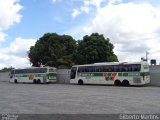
[28,33,77,68]
[73,33,118,64]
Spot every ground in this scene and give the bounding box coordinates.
[0,82,160,115]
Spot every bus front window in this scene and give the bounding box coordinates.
[70,67,77,79]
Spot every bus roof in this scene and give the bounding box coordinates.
[72,61,146,67]
[12,67,56,70]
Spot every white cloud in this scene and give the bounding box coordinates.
[71,0,105,19]
[0,32,7,42]
[81,6,90,14]
[108,0,123,4]
[0,38,36,69]
[80,2,160,63]
[72,9,81,19]
[84,0,105,8]
[51,0,62,4]
[0,0,23,42]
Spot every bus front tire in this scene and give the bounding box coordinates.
[33,79,37,84]
[14,79,18,83]
[78,80,83,85]
[114,80,121,86]
[122,80,130,87]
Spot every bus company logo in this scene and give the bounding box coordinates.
[29,74,35,80]
[105,72,117,81]
[103,72,107,77]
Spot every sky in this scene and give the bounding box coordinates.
[0,0,160,69]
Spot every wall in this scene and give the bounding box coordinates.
[149,65,160,86]
[56,69,70,84]
[0,72,10,82]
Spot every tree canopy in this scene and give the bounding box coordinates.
[73,33,118,64]
[28,33,76,68]
[28,32,118,68]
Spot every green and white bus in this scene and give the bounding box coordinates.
[10,67,56,84]
[70,61,150,86]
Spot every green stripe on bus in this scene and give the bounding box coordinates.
[118,73,122,76]
[80,72,143,77]
[108,73,112,76]
[93,73,103,76]
[106,77,109,81]
[140,72,150,76]
[123,73,128,76]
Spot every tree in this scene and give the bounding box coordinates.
[28,33,77,68]
[0,66,14,72]
[73,33,118,64]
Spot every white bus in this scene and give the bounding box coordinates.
[10,67,56,84]
[70,61,150,86]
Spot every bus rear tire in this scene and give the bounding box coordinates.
[114,80,121,86]
[78,80,83,85]
[37,79,41,84]
[14,79,18,83]
[122,80,130,87]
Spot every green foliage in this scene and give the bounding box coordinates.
[28,33,76,68]
[28,32,118,67]
[0,66,14,72]
[73,33,118,64]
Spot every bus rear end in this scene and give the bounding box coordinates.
[47,67,57,83]
[131,61,150,85]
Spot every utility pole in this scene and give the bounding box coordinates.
[146,51,149,61]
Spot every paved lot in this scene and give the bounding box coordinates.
[0,82,160,114]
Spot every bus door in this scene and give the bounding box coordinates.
[10,70,14,79]
[70,67,77,79]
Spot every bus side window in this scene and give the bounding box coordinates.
[127,65,132,72]
[109,66,113,72]
[122,65,127,72]
[99,66,103,72]
[78,67,84,73]
[137,65,141,71]
[114,66,119,72]
[103,66,107,72]
[95,66,102,72]
[132,64,141,71]
[95,66,99,72]
[89,66,95,72]
[84,67,89,72]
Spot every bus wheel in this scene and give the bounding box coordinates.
[14,79,18,83]
[122,80,130,87]
[37,79,41,84]
[33,79,37,84]
[114,80,121,86]
[78,80,83,85]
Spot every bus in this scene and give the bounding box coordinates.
[70,61,150,86]
[10,67,56,84]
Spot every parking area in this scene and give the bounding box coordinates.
[0,82,160,114]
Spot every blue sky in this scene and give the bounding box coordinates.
[0,0,160,68]
[7,0,95,40]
